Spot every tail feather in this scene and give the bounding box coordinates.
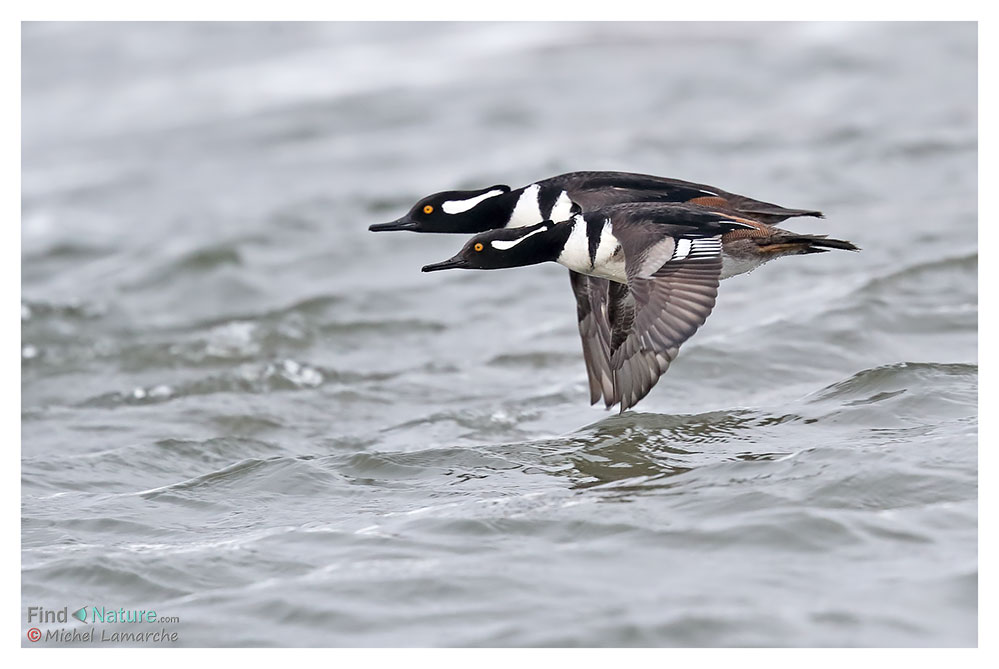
[739,205,825,221]
[801,235,860,252]
[758,234,860,255]
[686,195,824,225]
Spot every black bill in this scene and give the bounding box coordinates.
[421,256,469,272]
[369,218,417,232]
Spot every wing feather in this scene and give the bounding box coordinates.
[608,253,723,412]
[568,271,616,405]
[566,204,744,411]
[549,171,824,224]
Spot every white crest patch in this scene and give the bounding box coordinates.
[507,184,543,228]
[441,189,504,215]
[490,225,548,251]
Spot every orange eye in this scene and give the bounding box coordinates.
[423,205,434,214]
[474,243,483,252]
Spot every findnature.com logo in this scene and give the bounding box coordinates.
[25,606,181,644]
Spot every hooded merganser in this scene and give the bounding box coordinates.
[373,172,857,410]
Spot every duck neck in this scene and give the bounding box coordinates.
[523,221,575,266]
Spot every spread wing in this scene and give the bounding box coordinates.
[569,271,613,405]
[566,206,744,411]
[608,248,723,412]
[569,271,633,406]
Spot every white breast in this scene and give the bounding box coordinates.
[548,191,575,222]
[556,217,590,270]
[556,217,628,283]
[507,184,543,228]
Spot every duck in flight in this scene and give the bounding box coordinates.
[371,172,858,411]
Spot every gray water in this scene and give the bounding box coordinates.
[21,22,977,647]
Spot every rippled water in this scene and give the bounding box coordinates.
[21,22,977,647]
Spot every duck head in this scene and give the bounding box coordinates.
[369,185,514,233]
[421,222,569,272]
